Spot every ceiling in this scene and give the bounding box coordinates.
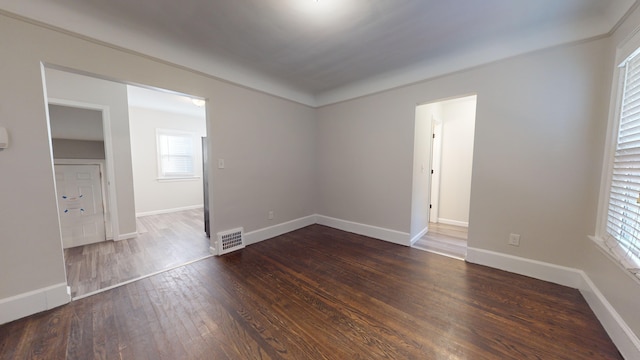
[127,85,207,118]
[0,0,636,106]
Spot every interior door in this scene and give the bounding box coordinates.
[54,164,106,248]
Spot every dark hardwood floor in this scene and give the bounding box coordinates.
[1,225,621,359]
[64,208,211,298]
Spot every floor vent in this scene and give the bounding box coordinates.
[217,227,245,255]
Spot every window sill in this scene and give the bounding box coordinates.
[157,176,200,183]
[588,235,640,285]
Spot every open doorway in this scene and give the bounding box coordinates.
[49,104,114,248]
[44,67,211,299]
[410,95,477,260]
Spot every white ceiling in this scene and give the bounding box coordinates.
[0,0,636,106]
[127,85,207,118]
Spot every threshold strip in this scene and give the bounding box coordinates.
[71,254,215,301]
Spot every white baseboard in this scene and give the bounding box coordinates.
[116,232,138,241]
[0,283,70,325]
[410,226,429,245]
[579,273,640,360]
[316,215,410,246]
[466,247,640,358]
[466,247,583,288]
[437,218,469,227]
[136,205,203,217]
[244,215,317,246]
[242,214,411,248]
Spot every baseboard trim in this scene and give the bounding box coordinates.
[437,218,469,227]
[466,247,583,288]
[116,232,138,241]
[579,273,640,360]
[316,215,410,246]
[244,215,317,246]
[410,226,429,245]
[136,205,203,217]
[466,247,640,358]
[0,283,70,325]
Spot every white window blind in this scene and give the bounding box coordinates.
[605,49,640,278]
[157,130,195,178]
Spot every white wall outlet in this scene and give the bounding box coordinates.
[268,210,274,220]
[218,159,225,169]
[508,233,521,246]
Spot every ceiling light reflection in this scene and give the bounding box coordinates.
[291,0,355,20]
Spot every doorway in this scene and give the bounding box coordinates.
[410,95,477,259]
[44,67,211,299]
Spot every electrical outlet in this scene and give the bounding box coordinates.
[268,210,274,220]
[508,233,520,246]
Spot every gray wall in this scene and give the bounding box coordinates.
[0,5,638,344]
[51,139,105,159]
[317,38,608,268]
[316,34,640,336]
[0,13,316,309]
[45,68,137,238]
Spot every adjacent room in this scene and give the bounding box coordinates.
[1,0,640,359]
[46,68,210,299]
[411,95,476,260]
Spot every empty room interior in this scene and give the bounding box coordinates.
[1,0,640,359]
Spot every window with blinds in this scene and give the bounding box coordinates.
[605,48,640,278]
[156,129,196,179]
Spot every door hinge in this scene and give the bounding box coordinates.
[429,204,432,209]
[433,133,435,138]
[431,169,434,174]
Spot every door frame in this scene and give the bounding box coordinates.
[47,98,120,241]
[429,116,443,223]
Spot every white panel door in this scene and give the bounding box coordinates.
[54,164,106,248]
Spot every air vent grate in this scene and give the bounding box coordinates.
[217,227,245,255]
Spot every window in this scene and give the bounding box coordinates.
[602,47,640,279]
[156,129,197,179]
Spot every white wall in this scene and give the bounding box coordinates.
[128,106,206,216]
[438,96,476,225]
[0,13,316,323]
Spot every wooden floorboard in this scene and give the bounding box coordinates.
[64,208,211,298]
[0,224,622,359]
[413,222,468,259]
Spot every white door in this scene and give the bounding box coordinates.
[54,164,106,248]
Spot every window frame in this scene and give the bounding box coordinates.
[155,128,200,181]
[594,29,640,281]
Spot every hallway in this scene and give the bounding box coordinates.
[412,223,467,260]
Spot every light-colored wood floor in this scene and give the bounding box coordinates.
[413,222,468,260]
[64,208,211,298]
